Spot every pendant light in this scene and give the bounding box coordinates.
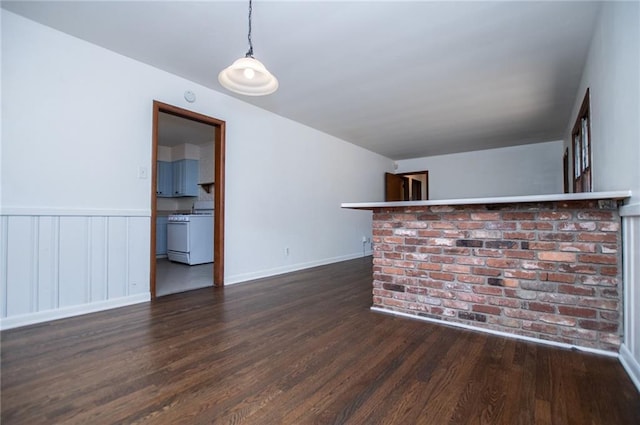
[218,0,278,96]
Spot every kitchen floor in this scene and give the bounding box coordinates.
[156,258,214,297]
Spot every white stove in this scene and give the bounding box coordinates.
[167,201,214,265]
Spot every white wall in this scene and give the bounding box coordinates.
[0,11,392,327]
[395,141,563,200]
[563,1,640,390]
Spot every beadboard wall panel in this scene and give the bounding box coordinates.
[0,215,150,329]
[620,205,640,390]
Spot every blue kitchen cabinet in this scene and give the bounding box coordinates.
[172,159,199,197]
[156,216,168,256]
[156,161,173,197]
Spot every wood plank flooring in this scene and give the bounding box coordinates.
[2,257,639,424]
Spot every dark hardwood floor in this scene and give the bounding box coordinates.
[1,257,639,424]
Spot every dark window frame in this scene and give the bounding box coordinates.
[572,88,592,192]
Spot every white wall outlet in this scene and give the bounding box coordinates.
[362,236,367,243]
[138,166,148,179]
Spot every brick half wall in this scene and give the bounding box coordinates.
[372,200,622,352]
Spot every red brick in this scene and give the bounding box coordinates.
[457,257,485,266]
[443,230,468,239]
[458,275,486,284]
[418,279,444,289]
[528,242,557,250]
[392,213,417,221]
[538,211,572,220]
[488,297,521,308]
[472,267,502,277]
[504,308,539,320]
[503,231,536,240]
[470,212,501,220]
[579,275,618,286]
[472,304,502,315]
[601,244,618,254]
[578,320,619,332]
[429,271,455,281]
[558,242,596,253]
[557,222,597,231]
[405,221,429,229]
[430,255,455,264]
[503,270,536,280]
[391,260,416,268]
[381,267,405,275]
[383,236,404,244]
[442,213,471,221]
[475,249,503,257]
[600,267,619,276]
[538,293,579,304]
[598,222,620,232]
[415,214,440,221]
[539,233,575,242]
[522,322,558,335]
[443,247,471,255]
[457,293,487,303]
[456,222,485,231]
[557,264,597,274]
[474,286,504,296]
[557,306,597,318]
[417,246,442,254]
[416,230,442,238]
[578,254,617,265]
[412,262,439,272]
[503,212,535,220]
[526,302,556,313]
[485,222,517,230]
[537,251,577,262]
[471,230,502,239]
[577,211,614,220]
[505,250,536,260]
[578,233,617,243]
[383,252,403,260]
[383,298,407,308]
[579,298,618,310]
[486,258,520,268]
[442,300,470,310]
[442,264,471,274]
[546,273,576,283]
[395,245,416,253]
[428,289,456,299]
[431,222,457,230]
[538,314,577,327]
[559,328,598,341]
[427,238,456,247]
[521,261,556,271]
[404,253,429,261]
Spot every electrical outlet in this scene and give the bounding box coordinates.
[138,166,148,179]
[362,236,367,243]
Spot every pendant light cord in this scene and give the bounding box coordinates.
[245,0,254,58]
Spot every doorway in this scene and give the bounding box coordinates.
[150,101,226,298]
[385,171,429,201]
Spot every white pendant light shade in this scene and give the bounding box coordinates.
[218,56,278,96]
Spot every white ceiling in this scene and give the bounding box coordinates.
[2,0,601,160]
[158,112,216,147]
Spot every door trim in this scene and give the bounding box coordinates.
[150,101,226,298]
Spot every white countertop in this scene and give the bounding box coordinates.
[341,190,632,210]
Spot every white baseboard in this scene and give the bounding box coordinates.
[371,306,619,358]
[619,343,640,392]
[0,293,151,330]
[225,251,373,286]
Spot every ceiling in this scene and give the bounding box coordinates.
[158,112,216,147]
[2,0,601,160]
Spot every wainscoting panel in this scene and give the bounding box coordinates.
[620,204,640,391]
[0,214,151,329]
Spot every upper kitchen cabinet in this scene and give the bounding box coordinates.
[156,160,173,197]
[172,159,199,197]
